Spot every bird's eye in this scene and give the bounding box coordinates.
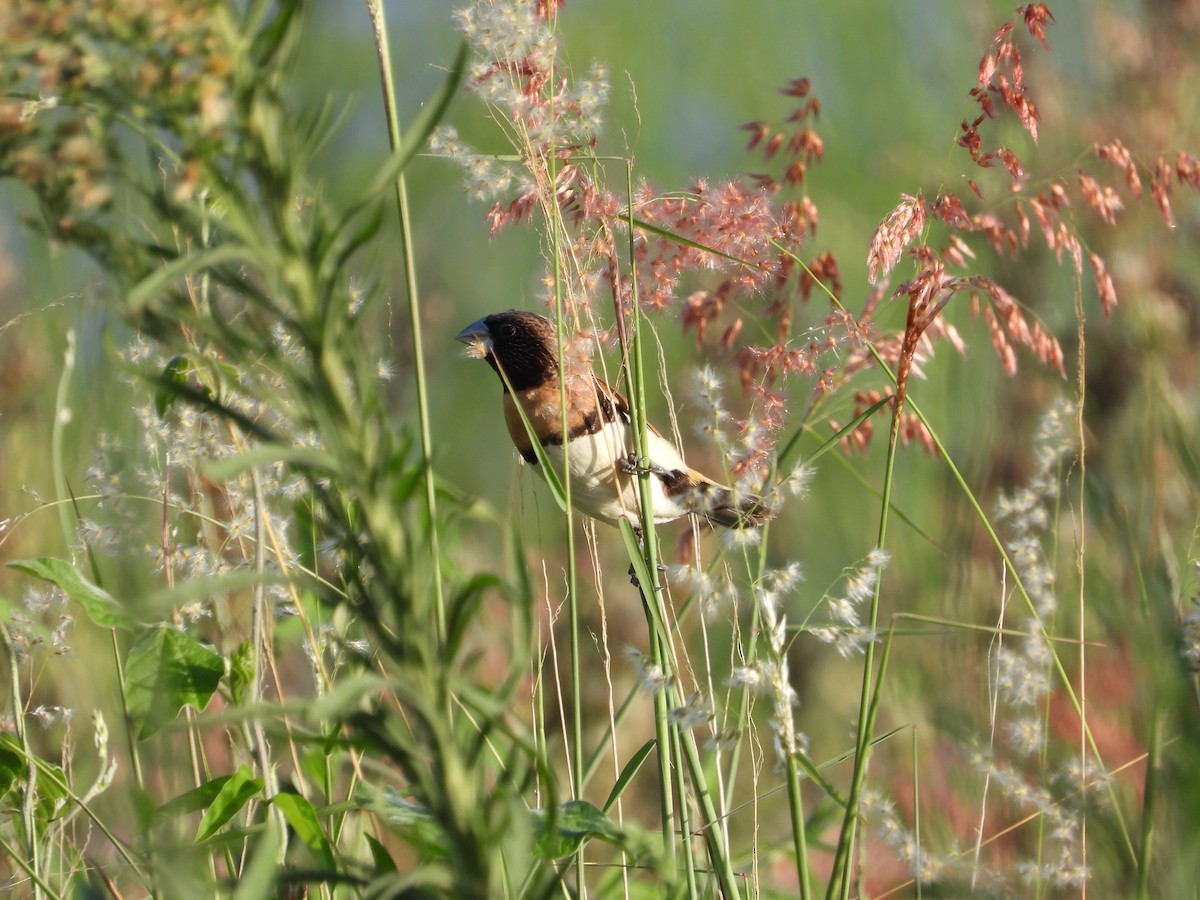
[502,324,517,338]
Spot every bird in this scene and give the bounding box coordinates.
[455,309,770,530]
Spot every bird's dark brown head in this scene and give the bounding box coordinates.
[455,309,559,392]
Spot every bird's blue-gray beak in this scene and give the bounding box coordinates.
[455,317,493,359]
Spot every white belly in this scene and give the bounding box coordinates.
[534,422,691,525]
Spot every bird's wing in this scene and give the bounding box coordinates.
[593,377,772,527]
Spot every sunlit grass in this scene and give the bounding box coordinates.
[0,1,1198,898]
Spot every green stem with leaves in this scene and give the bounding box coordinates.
[828,309,909,899]
[364,0,446,646]
[621,161,741,898]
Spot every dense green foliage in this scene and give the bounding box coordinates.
[1,1,1199,897]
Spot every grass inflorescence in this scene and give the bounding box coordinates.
[1,1,1199,898]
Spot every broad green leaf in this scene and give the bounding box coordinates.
[364,786,448,860]
[273,792,335,870]
[228,640,254,706]
[155,355,193,417]
[196,765,262,843]
[9,557,131,629]
[533,800,623,860]
[124,628,225,738]
[158,776,232,819]
[0,735,68,828]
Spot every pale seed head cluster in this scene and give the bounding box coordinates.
[995,398,1076,619]
[723,562,808,763]
[7,584,72,664]
[624,646,671,695]
[970,397,1097,889]
[808,549,889,658]
[668,562,739,622]
[77,338,310,637]
[989,402,1076,761]
[970,750,1091,891]
[861,788,948,886]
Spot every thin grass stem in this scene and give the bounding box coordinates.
[364,0,447,646]
[1136,702,1163,900]
[620,161,677,887]
[829,336,906,900]
[786,755,812,900]
[781,244,1138,864]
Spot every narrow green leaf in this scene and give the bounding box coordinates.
[630,215,764,269]
[298,672,387,725]
[325,204,384,286]
[249,0,297,65]
[196,764,263,843]
[67,875,109,900]
[125,627,226,738]
[603,740,655,813]
[445,573,503,661]
[201,443,340,482]
[492,359,568,511]
[618,521,671,649]
[364,834,396,873]
[142,370,277,443]
[362,39,469,201]
[273,792,336,870]
[0,736,22,799]
[8,557,131,629]
[135,570,286,621]
[231,815,281,900]
[776,396,890,473]
[126,243,257,316]
[618,521,654,594]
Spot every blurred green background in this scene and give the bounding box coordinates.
[3,1,1199,888]
[0,0,1088,549]
[4,0,1196,733]
[279,0,1069,567]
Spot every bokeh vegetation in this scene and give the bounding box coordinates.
[1,0,1198,897]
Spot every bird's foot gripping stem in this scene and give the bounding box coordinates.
[627,562,668,590]
[618,451,670,478]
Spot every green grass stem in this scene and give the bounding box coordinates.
[364,0,447,647]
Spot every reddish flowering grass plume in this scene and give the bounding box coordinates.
[445,0,1199,482]
[858,1,1200,458]
[442,45,863,489]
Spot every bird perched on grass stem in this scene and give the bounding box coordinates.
[456,309,770,530]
